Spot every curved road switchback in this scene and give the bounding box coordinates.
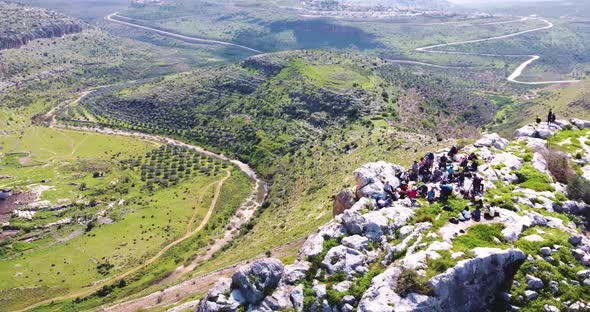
[409,18,580,85]
[106,11,580,85]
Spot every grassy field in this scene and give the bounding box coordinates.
[0,126,253,311]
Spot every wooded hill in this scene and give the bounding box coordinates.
[80,51,496,179]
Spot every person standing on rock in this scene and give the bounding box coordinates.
[448,145,458,161]
[547,109,553,125]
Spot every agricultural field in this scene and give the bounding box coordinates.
[0,126,253,311]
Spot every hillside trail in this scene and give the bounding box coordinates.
[100,238,306,312]
[16,171,230,312]
[17,91,267,312]
[186,178,223,234]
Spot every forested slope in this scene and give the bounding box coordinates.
[80,51,495,177]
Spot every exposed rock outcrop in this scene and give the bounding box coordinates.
[231,258,284,304]
[0,1,83,50]
[333,190,355,216]
[354,161,403,198]
[197,122,590,312]
[513,120,570,139]
[359,248,526,312]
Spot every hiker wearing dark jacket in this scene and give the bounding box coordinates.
[470,160,479,172]
[472,175,483,197]
[547,109,553,125]
[384,181,397,201]
[457,170,465,187]
[460,156,469,170]
[427,188,436,204]
[440,184,453,200]
[426,153,435,169]
[448,145,458,158]
[439,155,448,169]
[473,207,481,222]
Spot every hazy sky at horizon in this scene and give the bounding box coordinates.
[448,0,560,4]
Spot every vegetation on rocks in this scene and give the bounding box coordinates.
[197,123,590,312]
[0,1,82,50]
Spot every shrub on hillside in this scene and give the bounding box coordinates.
[515,163,554,192]
[540,149,576,184]
[395,269,433,298]
[567,176,590,204]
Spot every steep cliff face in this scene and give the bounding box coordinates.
[0,1,83,50]
[0,23,83,50]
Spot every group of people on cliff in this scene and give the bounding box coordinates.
[372,145,498,222]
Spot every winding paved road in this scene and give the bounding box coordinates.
[106,12,262,54]
[106,12,579,85]
[397,17,580,85]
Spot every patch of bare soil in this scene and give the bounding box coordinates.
[18,157,33,166]
[0,230,19,241]
[101,239,305,312]
[0,192,35,224]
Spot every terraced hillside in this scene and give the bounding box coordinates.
[0,1,82,50]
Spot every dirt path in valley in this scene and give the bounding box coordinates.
[16,171,230,312]
[100,238,306,312]
[17,91,267,312]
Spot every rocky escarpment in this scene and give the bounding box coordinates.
[359,248,526,312]
[197,118,590,312]
[0,1,83,50]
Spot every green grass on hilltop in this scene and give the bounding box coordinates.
[290,59,377,91]
[453,223,508,252]
[514,163,555,192]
